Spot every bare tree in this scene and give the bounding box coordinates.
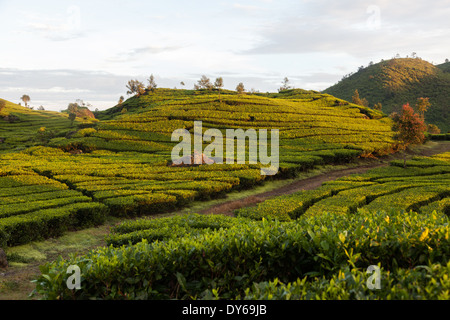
[147,74,157,91]
[279,77,291,92]
[214,77,224,101]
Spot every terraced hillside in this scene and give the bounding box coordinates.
[0,88,398,247]
[236,152,450,221]
[32,152,450,300]
[52,88,395,157]
[0,98,97,152]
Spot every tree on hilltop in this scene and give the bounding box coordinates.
[236,82,245,94]
[214,77,224,101]
[194,75,213,90]
[147,74,157,91]
[279,77,291,92]
[126,79,146,96]
[67,102,79,114]
[20,95,31,108]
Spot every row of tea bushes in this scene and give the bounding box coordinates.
[32,208,450,300]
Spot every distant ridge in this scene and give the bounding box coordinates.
[324,58,450,132]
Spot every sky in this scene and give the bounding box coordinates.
[1,0,450,111]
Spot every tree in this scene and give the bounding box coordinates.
[118,96,125,106]
[373,102,382,111]
[67,102,79,114]
[20,95,31,108]
[279,77,291,92]
[68,112,77,127]
[126,79,146,96]
[393,103,427,167]
[180,81,185,87]
[147,74,157,91]
[427,124,441,135]
[236,82,245,94]
[446,58,449,63]
[352,89,361,105]
[214,77,224,101]
[351,89,369,107]
[37,105,45,111]
[194,75,213,90]
[416,97,431,120]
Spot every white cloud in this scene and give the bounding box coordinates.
[2,87,91,94]
[1,0,449,108]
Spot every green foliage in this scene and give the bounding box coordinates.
[242,261,450,300]
[0,99,94,152]
[105,213,237,246]
[237,153,450,221]
[0,202,108,247]
[32,208,450,300]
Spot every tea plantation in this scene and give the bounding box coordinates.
[1,89,449,300]
[0,89,396,247]
[31,153,450,300]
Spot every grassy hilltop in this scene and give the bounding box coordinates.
[324,58,450,132]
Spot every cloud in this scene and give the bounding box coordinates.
[107,46,184,62]
[240,0,450,58]
[21,5,85,41]
[0,68,128,111]
[2,87,91,94]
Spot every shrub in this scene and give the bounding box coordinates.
[32,209,450,300]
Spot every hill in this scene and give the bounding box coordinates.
[0,88,398,247]
[57,88,395,158]
[0,99,97,152]
[323,58,450,133]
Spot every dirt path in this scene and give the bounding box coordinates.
[200,141,450,216]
